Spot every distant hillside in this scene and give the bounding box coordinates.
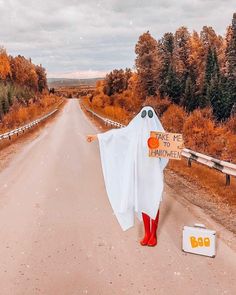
[0,47,48,120]
[47,77,103,88]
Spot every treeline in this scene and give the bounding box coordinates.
[0,47,48,120]
[85,12,236,162]
[104,68,132,96]
[98,12,236,122]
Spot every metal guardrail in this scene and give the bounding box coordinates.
[83,104,236,186]
[182,149,236,185]
[0,104,62,141]
[85,107,125,128]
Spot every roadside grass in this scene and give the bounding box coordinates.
[168,159,236,204]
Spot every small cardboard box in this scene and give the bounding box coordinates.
[182,224,216,257]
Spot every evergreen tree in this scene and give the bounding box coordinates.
[158,33,173,93]
[205,48,218,84]
[7,87,13,107]
[0,97,3,120]
[225,13,236,115]
[165,64,181,103]
[207,76,223,120]
[1,96,9,114]
[202,48,220,109]
[158,33,181,102]
[202,47,231,120]
[220,75,234,119]
[173,27,191,98]
[35,65,48,93]
[231,102,236,115]
[183,76,196,112]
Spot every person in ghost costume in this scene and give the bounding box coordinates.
[87,106,169,247]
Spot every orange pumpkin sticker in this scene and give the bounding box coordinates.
[147,137,159,149]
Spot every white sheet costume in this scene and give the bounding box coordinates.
[97,106,169,231]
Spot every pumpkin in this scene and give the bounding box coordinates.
[147,137,159,149]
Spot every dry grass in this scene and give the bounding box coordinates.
[169,159,236,204]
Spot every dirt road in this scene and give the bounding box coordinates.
[0,99,235,295]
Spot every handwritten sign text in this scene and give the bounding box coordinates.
[149,131,184,160]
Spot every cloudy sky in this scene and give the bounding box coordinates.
[0,0,235,78]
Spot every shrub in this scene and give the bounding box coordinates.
[225,114,236,134]
[183,108,216,153]
[161,104,187,133]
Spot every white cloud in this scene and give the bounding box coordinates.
[0,0,235,77]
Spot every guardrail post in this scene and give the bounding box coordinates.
[225,174,230,186]
[188,158,191,167]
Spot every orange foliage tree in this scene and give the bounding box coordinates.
[0,47,11,80]
[10,55,38,91]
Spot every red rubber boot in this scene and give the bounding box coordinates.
[140,212,151,246]
[148,210,160,247]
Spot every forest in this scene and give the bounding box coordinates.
[0,47,60,132]
[84,12,236,163]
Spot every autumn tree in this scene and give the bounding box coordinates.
[200,26,225,69]
[27,66,38,92]
[186,31,206,108]
[135,31,159,99]
[35,65,48,93]
[0,47,51,122]
[0,47,11,81]
[173,27,191,100]
[200,26,221,51]
[104,68,131,97]
[124,68,132,89]
[10,55,25,85]
[10,55,38,93]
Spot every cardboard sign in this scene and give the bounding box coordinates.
[148,131,184,160]
[182,224,216,257]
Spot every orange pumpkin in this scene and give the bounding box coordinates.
[147,137,159,149]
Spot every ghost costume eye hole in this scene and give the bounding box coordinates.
[141,110,147,118]
[148,110,153,118]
